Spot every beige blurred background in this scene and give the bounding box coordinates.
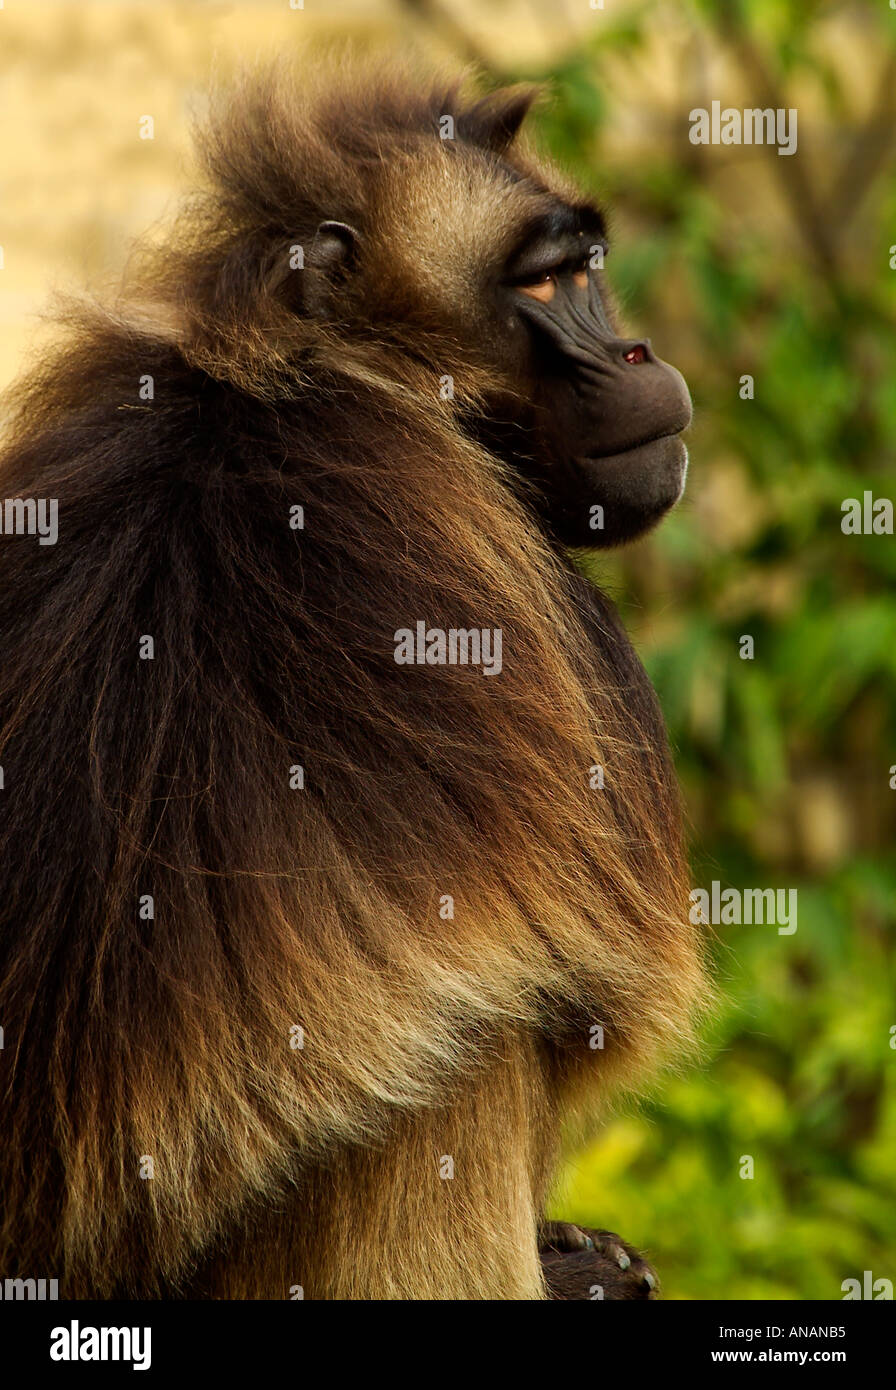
[0,0,564,384]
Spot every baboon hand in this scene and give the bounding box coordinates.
[538,1222,659,1301]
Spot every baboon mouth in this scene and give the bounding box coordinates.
[583,430,685,466]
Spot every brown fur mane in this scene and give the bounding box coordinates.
[0,63,705,1298]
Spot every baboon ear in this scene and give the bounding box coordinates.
[301,221,362,317]
[457,88,537,153]
[310,221,361,274]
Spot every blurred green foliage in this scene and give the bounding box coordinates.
[497,0,896,1297]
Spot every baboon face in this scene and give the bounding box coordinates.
[301,114,692,550]
[496,200,692,549]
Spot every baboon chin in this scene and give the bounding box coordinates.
[0,62,706,1300]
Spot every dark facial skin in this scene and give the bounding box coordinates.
[497,207,692,548]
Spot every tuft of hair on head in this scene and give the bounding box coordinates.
[454,85,539,153]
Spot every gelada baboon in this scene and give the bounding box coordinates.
[0,64,706,1300]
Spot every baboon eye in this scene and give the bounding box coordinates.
[517,272,557,303]
[515,258,590,301]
